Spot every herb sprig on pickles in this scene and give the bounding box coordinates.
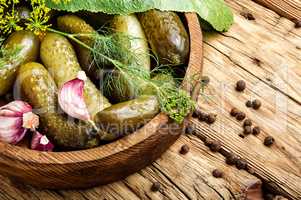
[48,28,195,123]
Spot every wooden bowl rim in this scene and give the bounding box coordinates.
[0,13,203,165]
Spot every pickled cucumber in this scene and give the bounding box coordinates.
[40,32,111,118]
[0,31,39,96]
[111,14,150,71]
[94,95,159,141]
[104,14,151,103]
[57,15,100,81]
[17,62,99,149]
[138,10,189,65]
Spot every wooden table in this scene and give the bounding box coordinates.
[1,0,300,199]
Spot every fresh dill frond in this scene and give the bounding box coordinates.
[48,28,195,123]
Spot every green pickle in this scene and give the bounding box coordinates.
[17,62,99,149]
[57,14,101,82]
[94,95,160,141]
[0,31,39,96]
[40,32,111,118]
[138,10,189,65]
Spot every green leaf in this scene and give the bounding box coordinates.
[46,0,233,31]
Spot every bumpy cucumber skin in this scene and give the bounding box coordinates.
[106,14,151,103]
[17,62,99,149]
[111,14,150,71]
[40,32,111,117]
[94,95,159,141]
[57,15,101,82]
[138,10,189,66]
[0,31,39,96]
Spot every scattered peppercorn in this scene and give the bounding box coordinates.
[204,138,213,147]
[151,182,161,192]
[235,80,246,92]
[206,113,216,124]
[180,144,190,155]
[245,100,252,108]
[212,169,223,178]
[243,126,252,135]
[185,125,194,135]
[264,194,274,200]
[252,126,261,135]
[192,110,201,118]
[264,136,275,147]
[236,159,248,170]
[230,108,239,117]
[295,20,301,28]
[241,12,255,20]
[199,112,208,122]
[239,133,245,138]
[201,76,210,86]
[252,99,262,110]
[236,112,246,121]
[209,141,222,152]
[225,154,238,166]
[243,119,252,127]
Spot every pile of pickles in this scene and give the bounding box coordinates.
[0,8,190,150]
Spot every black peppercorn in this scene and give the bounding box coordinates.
[204,138,213,147]
[252,126,261,135]
[243,119,252,127]
[295,20,301,28]
[199,112,208,122]
[180,144,190,155]
[230,108,239,117]
[201,76,210,86]
[236,159,248,170]
[241,12,255,20]
[151,182,161,192]
[206,113,216,124]
[239,133,245,138]
[212,169,223,178]
[192,110,201,118]
[185,126,194,135]
[209,141,221,152]
[243,126,252,135]
[235,80,246,92]
[236,112,246,121]
[264,136,275,147]
[245,100,252,108]
[225,154,238,165]
[252,99,262,110]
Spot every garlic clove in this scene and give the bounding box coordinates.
[58,71,91,121]
[0,101,32,117]
[0,116,26,144]
[31,131,54,151]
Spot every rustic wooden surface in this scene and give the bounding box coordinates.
[0,0,300,199]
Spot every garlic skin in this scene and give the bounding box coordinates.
[58,71,91,121]
[0,101,39,144]
[31,131,54,151]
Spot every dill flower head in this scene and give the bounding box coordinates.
[0,0,51,35]
[0,0,23,35]
[26,0,51,35]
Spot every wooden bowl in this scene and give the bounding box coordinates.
[0,13,203,189]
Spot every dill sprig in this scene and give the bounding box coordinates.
[48,28,195,123]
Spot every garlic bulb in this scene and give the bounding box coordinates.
[0,101,39,144]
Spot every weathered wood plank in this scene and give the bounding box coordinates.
[0,136,262,200]
[253,0,301,21]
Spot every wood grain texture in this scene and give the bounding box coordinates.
[0,13,204,189]
[1,0,301,199]
[253,0,301,20]
[0,137,262,200]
